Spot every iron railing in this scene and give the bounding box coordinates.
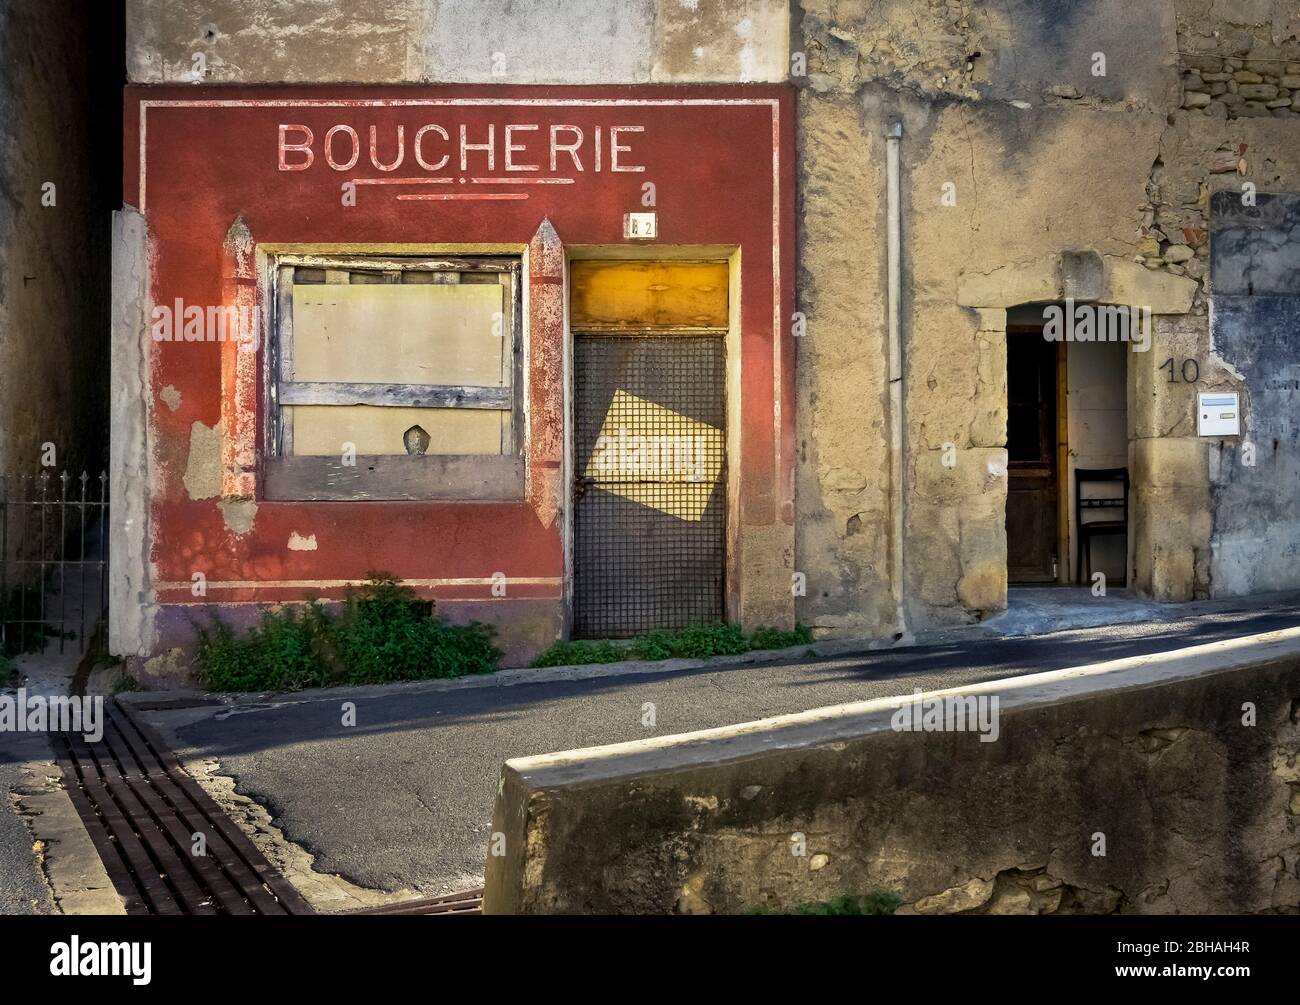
[0,470,109,661]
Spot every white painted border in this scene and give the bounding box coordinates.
[138,95,786,597]
[156,576,564,592]
[509,625,1300,780]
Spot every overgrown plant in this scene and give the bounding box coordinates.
[531,622,813,668]
[528,638,629,667]
[747,890,902,916]
[194,575,500,692]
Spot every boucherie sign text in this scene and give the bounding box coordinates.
[277,121,646,177]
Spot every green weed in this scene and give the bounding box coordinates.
[194,575,500,692]
[531,622,813,668]
[746,889,902,916]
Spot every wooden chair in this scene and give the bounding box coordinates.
[1075,467,1129,586]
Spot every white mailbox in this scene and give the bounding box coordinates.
[1197,392,1240,437]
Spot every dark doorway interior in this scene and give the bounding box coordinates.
[1006,329,1060,583]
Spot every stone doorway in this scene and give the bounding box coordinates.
[959,250,1195,608]
[1005,325,1061,583]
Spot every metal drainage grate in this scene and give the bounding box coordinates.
[53,700,313,915]
[345,889,483,916]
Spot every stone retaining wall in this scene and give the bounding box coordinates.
[484,629,1300,914]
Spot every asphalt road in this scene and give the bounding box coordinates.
[150,602,1300,898]
[0,733,55,915]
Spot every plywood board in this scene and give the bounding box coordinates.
[290,405,505,456]
[291,284,507,386]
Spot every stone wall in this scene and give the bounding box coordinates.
[0,3,115,478]
[1178,0,1300,120]
[1132,105,1300,599]
[793,0,1300,633]
[1206,192,1300,596]
[484,628,1300,914]
[795,0,1175,632]
[125,0,789,84]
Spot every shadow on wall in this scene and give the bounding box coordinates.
[0,1,123,482]
[1208,192,1300,596]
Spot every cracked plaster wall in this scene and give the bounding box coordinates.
[794,0,1300,637]
[0,3,113,535]
[125,0,789,84]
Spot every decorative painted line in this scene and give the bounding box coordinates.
[156,576,563,591]
[140,97,782,109]
[351,176,454,185]
[772,98,782,501]
[396,193,530,201]
[163,596,562,606]
[469,177,576,185]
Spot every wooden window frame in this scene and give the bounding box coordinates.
[262,254,524,501]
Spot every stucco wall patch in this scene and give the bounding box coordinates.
[126,0,789,85]
[288,531,318,551]
[218,498,258,536]
[109,207,157,657]
[181,420,223,500]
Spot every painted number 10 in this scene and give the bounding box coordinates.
[1160,357,1199,383]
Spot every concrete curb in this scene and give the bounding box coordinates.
[114,588,1300,710]
[11,757,125,915]
[116,640,832,710]
[504,624,1300,785]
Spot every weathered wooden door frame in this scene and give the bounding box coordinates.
[561,248,741,639]
[1054,339,1070,584]
[1005,324,1066,584]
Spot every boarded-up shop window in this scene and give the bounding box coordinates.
[263,256,523,501]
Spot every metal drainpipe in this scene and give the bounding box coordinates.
[886,120,910,641]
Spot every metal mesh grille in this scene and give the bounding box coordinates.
[573,335,726,638]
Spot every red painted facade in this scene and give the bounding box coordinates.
[125,84,795,660]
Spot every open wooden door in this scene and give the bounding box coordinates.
[1005,329,1060,583]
